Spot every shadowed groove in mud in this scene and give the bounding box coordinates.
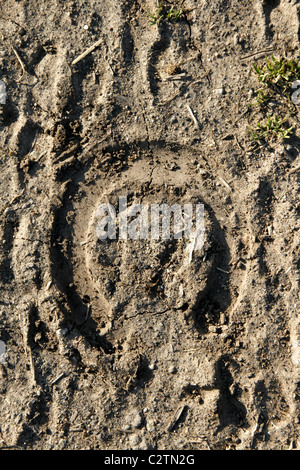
[214,355,248,433]
[191,207,231,335]
[49,165,115,354]
[262,0,280,39]
[146,17,191,98]
[0,210,19,284]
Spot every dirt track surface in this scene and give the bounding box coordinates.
[0,0,299,450]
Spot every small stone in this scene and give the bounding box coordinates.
[146,419,156,432]
[132,411,142,428]
[214,87,225,96]
[233,34,239,46]
[198,168,208,176]
[220,313,227,324]
[138,439,150,450]
[208,325,217,333]
[129,434,141,446]
[168,365,177,374]
[165,161,179,171]
[56,328,68,338]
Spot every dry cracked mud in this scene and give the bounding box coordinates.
[0,0,299,450]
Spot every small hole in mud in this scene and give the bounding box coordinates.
[82,294,90,304]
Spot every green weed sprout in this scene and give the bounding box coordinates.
[250,114,293,142]
[147,6,164,25]
[147,4,183,25]
[253,56,300,98]
[250,89,272,107]
[167,7,182,21]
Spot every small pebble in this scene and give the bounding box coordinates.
[208,325,217,333]
[146,419,156,432]
[132,411,142,428]
[233,34,239,46]
[168,365,177,374]
[129,434,141,446]
[214,87,225,96]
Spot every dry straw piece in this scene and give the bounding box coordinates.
[71,38,102,66]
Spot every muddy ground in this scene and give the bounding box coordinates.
[0,0,299,450]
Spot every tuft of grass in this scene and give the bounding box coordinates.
[147,6,164,25]
[250,88,272,107]
[250,114,293,142]
[166,6,182,22]
[249,56,300,144]
[253,56,300,99]
[147,4,183,25]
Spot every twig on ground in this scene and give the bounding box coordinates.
[241,48,276,60]
[11,46,26,82]
[218,176,233,191]
[217,267,230,274]
[10,189,24,204]
[0,16,26,30]
[186,104,200,129]
[167,405,187,432]
[51,373,65,385]
[71,38,102,65]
